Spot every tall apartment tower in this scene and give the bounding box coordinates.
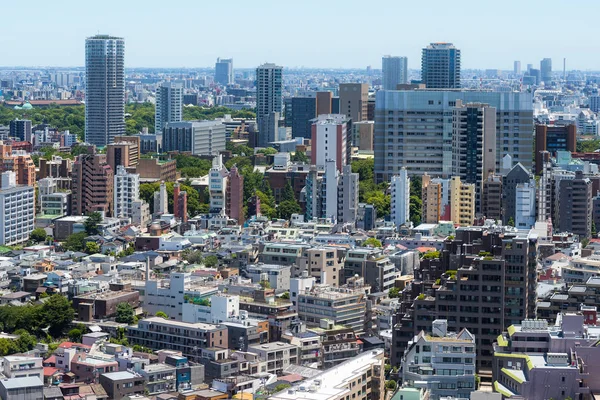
[310,114,349,172]
[173,183,188,223]
[534,124,576,175]
[502,163,532,225]
[71,153,114,216]
[339,83,368,123]
[9,119,31,141]
[113,165,140,219]
[215,58,233,85]
[449,176,475,226]
[316,91,333,115]
[382,56,408,90]
[451,101,496,214]
[155,81,183,133]
[153,181,168,215]
[390,168,410,228]
[481,173,502,221]
[226,165,244,225]
[558,170,592,238]
[0,171,35,246]
[540,58,552,83]
[338,165,359,224]
[209,155,228,214]
[85,35,125,147]
[421,43,461,89]
[256,63,283,147]
[514,61,521,75]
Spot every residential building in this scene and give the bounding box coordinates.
[39,179,70,218]
[557,170,592,237]
[256,63,283,147]
[339,83,368,123]
[337,164,359,224]
[451,101,496,213]
[106,137,140,170]
[352,120,374,150]
[136,158,178,182]
[534,124,576,175]
[268,349,384,400]
[344,248,396,292]
[113,166,140,219]
[502,163,532,226]
[247,342,299,375]
[422,174,450,223]
[290,97,317,139]
[515,182,536,229]
[85,35,125,146]
[481,173,502,221]
[173,183,188,222]
[296,247,344,287]
[247,264,292,291]
[209,155,228,215]
[0,143,36,186]
[421,42,461,89]
[138,363,176,395]
[163,121,226,156]
[0,171,35,246]
[449,176,474,227]
[99,371,145,400]
[391,168,410,228]
[382,56,408,90]
[226,165,244,224]
[0,377,43,400]
[321,160,339,222]
[309,319,362,369]
[540,58,552,83]
[374,91,533,183]
[38,155,72,179]
[215,58,233,86]
[357,203,377,231]
[3,356,43,381]
[71,152,114,216]
[153,181,168,215]
[591,95,600,113]
[310,114,349,171]
[9,119,31,141]
[402,320,476,400]
[155,81,183,133]
[316,91,333,115]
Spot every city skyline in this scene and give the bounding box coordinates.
[1,0,598,70]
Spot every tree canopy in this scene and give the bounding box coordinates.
[115,303,137,325]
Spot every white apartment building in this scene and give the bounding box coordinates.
[246,342,299,375]
[390,168,410,228]
[2,356,43,381]
[209,154,228,214]
[515,181,536,230]
[114,165,140,219]
[310,114,348,171]
[0,171,35,246]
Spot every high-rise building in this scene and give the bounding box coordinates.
[155,81,183,133]
[515,181,536,229]
[338,165,359,224]
[0,171,34,246]
[591,95,600,113]
[316,91,333,115]
[540,58,552,84]
[71,152,114,216]
[421,43,461,89]
[85,35,125,147]
[305,166,320,221]
[173,183,188,223]
[422,173,443,224]
[215,58,233,85]
[163,121,226,156]
[106,137,140,171]
[0,143,35,186]
[390,168,410,227]
[374,91,533,183]
[153,181,168,216]
[558,170,592,237]
[322,160,339,222]
[502,163,532,225]
[449,176,474,226]
[9,119,31,141]
[209,155,228,215]
[290,97,316,139]
[382,56,408,90]
[113,165,140,219]
[481,173,502,221]
[514,60,521,75]
[352,121,374,150]
[310,114,349,171]
[226,165,244,225]
[339,83,368,123]
[534,124,576,175]
[256,63,283,147]
[451,101,496,214]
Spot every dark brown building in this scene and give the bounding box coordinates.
[106,136,140,171]
[71,153,114,216]
[136,158,178,182]
[316,91,332,116]
[73,290,140,321]
[39,157,72,179]
[99,371,145,400]
[481,173,502,220]
[535,124,576,175]
[558,170,592,238]
[266,165,310,204]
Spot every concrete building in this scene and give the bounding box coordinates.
[209,155,228,215]
[268,349,385,400]
[107,136,140,171]
[155,81,183,134]
[382,56,408,90]
[226,165,244,224]
[515,182,536,229]
[502,163,531,226]
[136,158,178,182]
[374,91,533,183]
[422,174,450,224]
[337,164,359,224]
[153,181,168,216]
[352,121,374,150]
[85,35,125,146]
[173,183,188,223]
[0,171,35,246]
[540,58,552,83]
[163,121,226,156]
[246,264,292,291]
[0,143,36,186]
[215,58,233,85]
[534,124,576,175]
[247,342,299,375]
[99,371,145,399]
[296,247,344,287]
[451,101,496,214]
[558,170,592,237]
[421,43,461,89]
[449,176,474,227]
[339,83,368,123]
[113,165,140,219]
[290,97,317,139]
[71,152,114,216]
[344,248,396,292]
[514,61,521,75]
[316,91,333,115]
[3,356,43,381]
[0,377,43,400]
[591,95,600,113]
[481,173,502,221]
[139,363,176,395]
[310,114,349,171]
[9,119,31,141]
[391,168,410,228]
[256,63,283,147]
[402,320,476,400]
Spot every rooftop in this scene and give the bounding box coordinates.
[0,376,43,389]
[101,371,140,381]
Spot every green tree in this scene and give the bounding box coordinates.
[42,295,75,338]
[277,200,301,220]
[281,182,296,202]
[14,329,38,353]
[257,147,278,155]
[30,228,47,243]
[64,232,87,252]
[184,250,204,265]
[507,217,515,227]
[84,212,103,235]
[155,311,169,319]
[363,238,382,248]
[68,328,83,343]
[259,280,271,289]
[385,380,397,390]
[388,287,400,298]
[352,159,374,182]
[274,384,291,393]
[204,255,219,268]
[280,292,290,300]
[291,151,309,163]
[85,241,100,255]
[115,303,137,324]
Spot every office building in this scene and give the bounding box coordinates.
[256,63,283,147]
[481,173,502,221]
[590,95,600,113]
[215,58,233,85]
[0,171,35,246]
[269,349,385,400]
[514,61,521,75]
[113,165,140,219]
[85,35,125,146]
[339,83,368,123]
[558,170,592,237]
[402,320,476,400]
[540,58,552,84]
[9,119,31,141]
[155,81,183,133]
[352,120,374,150]
[163,121,226,155]
[374,91,533,183]
[107,137,140,171]
[226,165,244,225]
[290,97,317,139]
[534,124,576,175]
[451,101,496,214]
[502,163,532,226]
[382,56,408,90]
[421,43,461,89]
[337,165,359,224]
[391,168,410,228]
[316,91,333,115]
[71,152,114,216]
[311,114,349,171]
[449,176,474,226]
[528,68,541,85]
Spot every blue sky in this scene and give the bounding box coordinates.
[1,0,598,70]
